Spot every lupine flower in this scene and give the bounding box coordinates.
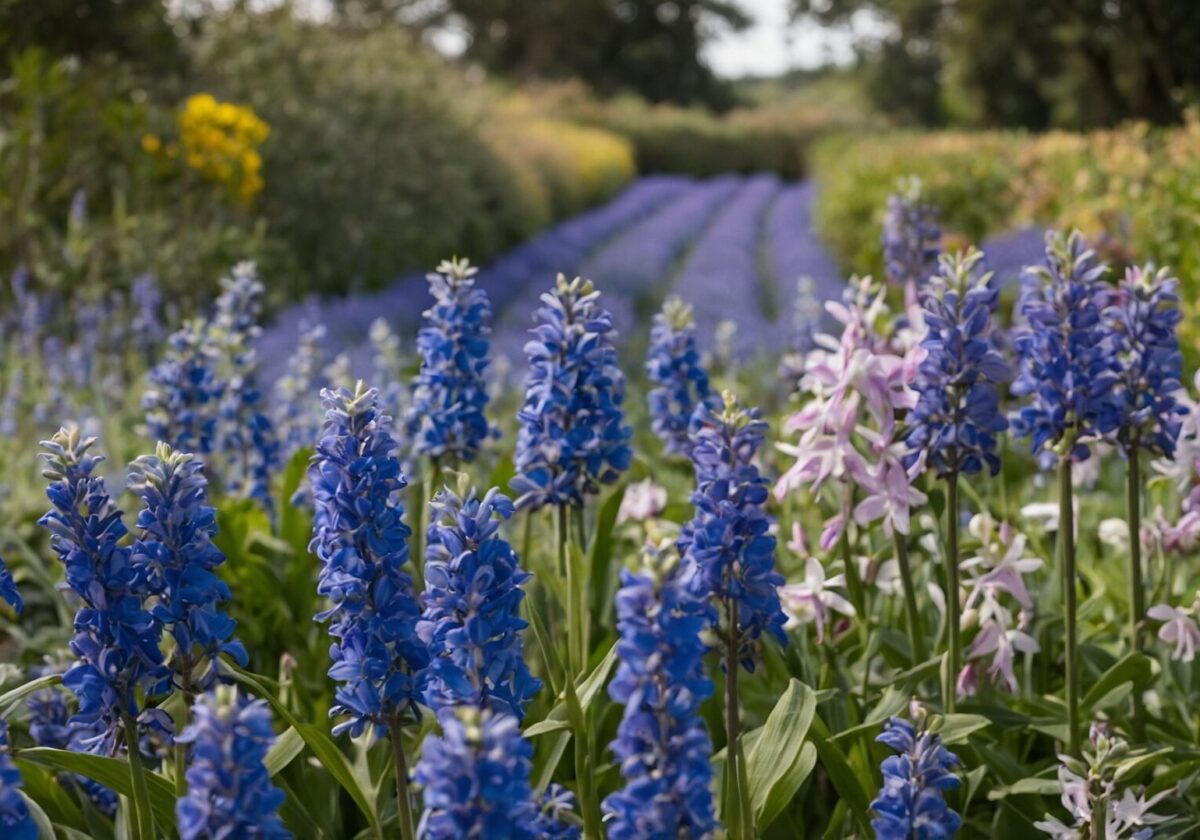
[511,275,631,510]
[414,706,544,839]
[871,704,962,840]
[275,320,327,455]
[604,544,717,839]
[0,557,21,612]
[530,784,581,839]
[1147,595,1200,662]
[27,687,118,815]
[1035,724,1170,839]
[679,393,787,668]
[1011,231,1121,465]
[128,443,247,692]
[406,258,495,464]
[645,296,713,455]
[130,273,164,355]
[369,317,405,417]
[39,427,169,754]
[309,383,428,737]
[882,176,940,296]
[418,485,540,720]
[176,685,290,840]
[144,320,223,456]
[905,249,1010,478]
[0,721,36,839]
[1105,264,1185,457]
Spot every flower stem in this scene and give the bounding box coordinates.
[945,473,961,714]
[390,720,416,840]
[724,598,750,840]
[893,531,925,666]
[1126,446,1147,741]
[1059,456,1080,756]
[122,714,156,840]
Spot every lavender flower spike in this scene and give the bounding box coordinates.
[645,296,714,456]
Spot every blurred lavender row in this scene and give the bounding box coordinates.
[979,226,1046,285]
[763,182,842,350]
[670,173,783,360]
[258,175,692,384]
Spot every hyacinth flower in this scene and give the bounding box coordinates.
[405,257,495,467]
[0,721,36,839]
[604,544,717,839]
[511,274,632,514]
[645,295,714,456]
[144,320,223,457]
[905,248,1011,706]
[882,175,941,312]
[176,686,290,840]
[0,556,21,613]
[957,515,1042,698]
[415,706,576,840]
[1011,231,1120,754]
[308,382,428,836]
[274,319,327,456]
[871,703,962,840]
[1035,724,1170,839]
[27,687,118,816]
[1103,264,1185,736]
[38,427,170,840]
[679,392,786,839]
[418,483,540,720]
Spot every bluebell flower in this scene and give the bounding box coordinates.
[144,320,223,457]
[871,707,962,840]
[0,557,21,613]
[309,383,429,737]
[0,721,36,840]
[418,485,540,720]
[275,319,327,456]
[645,296,714,456]
[906,249,1011,478]
[128,443,247,692]
[176,685,291,840]
[38,426,169,754]
[678,393,787,669]
[414,706,542,839]
[883,176,941,291]
[1105,264,1186,458]
[604,546,718,839]
[530,784,582,839]
[27,688,118,816]
[511,275,632,509]
[1011,230,1122,465]
[406,258,495,464]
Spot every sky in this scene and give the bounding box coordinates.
[703,0,866,78]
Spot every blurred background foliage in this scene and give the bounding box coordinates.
[0,0,1198,307]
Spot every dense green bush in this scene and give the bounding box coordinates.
[191,14,543,300]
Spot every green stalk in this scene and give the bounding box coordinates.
[390,720,416,840]
[724,598,751,839]
[122,714,156,840]
[409,463,428,593]
[1126,445,1147,741]
[945,473,962,714]
[173,663,194,800]
[893,530,925,666]
[1059,456,1080,756]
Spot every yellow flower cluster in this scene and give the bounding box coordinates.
[142,93,270,206]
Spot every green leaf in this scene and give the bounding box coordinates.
[277,776,329,839]
[934,714,991,746]
[277,447,314,555]
[532,731,572,796]
[224,665,382,836]
[808,711,873,835]
[14,760,86,831]
[746,679,817,830]
[1082,652,1153,713]
[19,790,55,839]
[987,777,1061,800]
[524,643,617,737]
[16,748,178,834]
[0,675,62,720]
[265,726,305,777]
[587,483,626,624]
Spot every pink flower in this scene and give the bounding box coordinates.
[964,618,1039,694]
[617,479,667,524]
[779,557,855,644]
[1147,598,1200,662]
[962,518,1043,612]
[853,452,927,536]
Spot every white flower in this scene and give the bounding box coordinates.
[779,557,855,644]
[1098,518,1130,551]
[617,479,667,524]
